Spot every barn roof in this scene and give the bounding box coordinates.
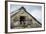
[11,7,42,25]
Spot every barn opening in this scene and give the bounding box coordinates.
[20,16,26,25]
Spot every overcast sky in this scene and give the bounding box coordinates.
[10,4,42,23]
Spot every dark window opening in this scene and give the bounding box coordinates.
[20,16,25,25]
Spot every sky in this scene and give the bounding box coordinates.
[10,4,42,23]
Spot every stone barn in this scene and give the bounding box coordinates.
[10,7,42,29]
